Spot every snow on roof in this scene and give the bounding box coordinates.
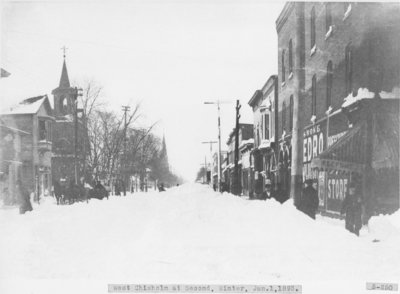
[239,138,254,150]
[55,114,74,122]
[259,139,271,149]
[342,87,400,108]
[1,95,47,115]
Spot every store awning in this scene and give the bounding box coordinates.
[311,123,367,173]
[312,98,399,173]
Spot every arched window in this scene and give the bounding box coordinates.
[326,61,333,108]
[345,43,353,94]
[282,102,286,132]
[59,96,66,113]
[289,39,293,74]
[281,50,286,83]
[311,7,316,49]
[289,95,294,131]
[326,3,332,33]
[312,75,317,116]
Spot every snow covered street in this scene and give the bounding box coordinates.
[1,183,399,294]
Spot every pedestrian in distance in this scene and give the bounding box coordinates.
[262,178,273,200]
[158,183,166,192]
[341,181,363,236]
[16,180,33,214]
[299,179,319,219]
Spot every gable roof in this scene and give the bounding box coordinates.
[0,95,52,115]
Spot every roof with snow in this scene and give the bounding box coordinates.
[342,87,400,108]
[0,95,51,115]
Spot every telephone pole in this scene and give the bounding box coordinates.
[122,105,130,195]
[231,100,241,196]
[73,87,83,185]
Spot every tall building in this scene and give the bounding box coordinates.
[51,56,86,185]
[276,2,400,214]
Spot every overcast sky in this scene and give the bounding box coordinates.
[0,0,285,181]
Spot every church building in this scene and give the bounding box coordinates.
[51,55,86,185]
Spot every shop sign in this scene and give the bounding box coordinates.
[303,123,325,181]
[303,112,350,181]
[326,173,350,213]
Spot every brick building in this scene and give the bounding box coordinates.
[224,123,253,194]
[248,75,284,199]
[51,57,86,185]
[276,2,400,214]
[0,95,53,201]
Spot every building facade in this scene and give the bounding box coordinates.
[0,96,53,201]
[276,2,400,213]
[0,120,29,205]
[224,123,253,194]
[248,75,281,199]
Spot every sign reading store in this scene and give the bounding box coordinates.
[302,111,350,212]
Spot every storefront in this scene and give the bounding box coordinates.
[303,110,350,211]
[312,98,399,216]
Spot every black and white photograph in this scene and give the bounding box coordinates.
[0,1,399,293]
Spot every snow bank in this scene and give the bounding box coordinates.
[367,211,400,241]
[0,184,399,294]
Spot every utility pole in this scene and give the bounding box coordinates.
[231,100,241,196]
[73,87,83,185]
[204,100,232,192]
[122,105,130,195]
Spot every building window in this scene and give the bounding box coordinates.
[345,44,353,94]
[281,50,286,83]
[326,61,333,108]
[311,7,316,49]
[312,75,317,116]
[264,113,270,139]
[289,39,293,74]
[289,95,293,131]
[39,120,46,141]
[326,3,332,33]
[282,102,286,132]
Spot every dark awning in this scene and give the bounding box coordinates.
[312,98,399,173]
[311,122,367,173]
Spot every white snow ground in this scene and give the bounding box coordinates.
[0,183,399,294]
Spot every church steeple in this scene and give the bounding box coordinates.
[59,46,70,88]
[52,46,75,117]
[59,59,70,88]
